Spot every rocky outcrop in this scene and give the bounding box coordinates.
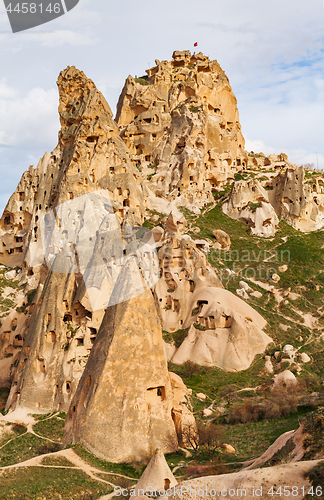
[133,448,178,495]
[0,66,146,272]
[155,223,271,371]
[223,179,279,237]
[269,166,324,232]
[63,262,178,463]
[169,372,197,448]
[0,55,278,463]
[116,50,247,211]
[168,287,271,372]
[163,460,317,500]
[4,67,151,413]
[155,224,221,333]
[224,166,324,235]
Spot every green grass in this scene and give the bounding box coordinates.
[168,354,270,405]
[180,201,324,343]
[33,414,65,443]
[218,411,306,462]
[302,407,324,459]
[163,327,189,348]
[72,444,141,478]
[41,455,76,467]
[248,201,262,213]
[261,437,295,467]
[134,77,148,85]
[0,467,112,499]
[0,432,54,467]
[305,461,324,499]
[0,297,15,313]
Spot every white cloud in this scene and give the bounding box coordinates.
[0,81,59,149]
[17,29,98,47]
[284,150,324,170]
[244,139,275,156]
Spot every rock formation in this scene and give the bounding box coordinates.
[224,164,324,236]
[116,50,247,211]
[268,165,324,232]
[223,179,279,237]
[133,448,178,495]
[169,371,197,448]
[3,51,316,466]
[3,66,151,413]
[168,288,271,372]
[155,222,271,371]
[63,262,178,462]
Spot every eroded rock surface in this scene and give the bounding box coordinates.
[116,50,247,211]
[63,263,178,463]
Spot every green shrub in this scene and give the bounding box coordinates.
[303,407,324,459]
[26,289,37,305]
[134,77,148,85]
[12,423,26,434]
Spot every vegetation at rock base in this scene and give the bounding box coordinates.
[1,49,324,497]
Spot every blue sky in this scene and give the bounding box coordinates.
[0,0,323,213]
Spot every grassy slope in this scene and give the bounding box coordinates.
[165,199,324,469]
[0,413,139,499]
[1,196,324,495]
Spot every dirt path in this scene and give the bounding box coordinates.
[0,448,116,487]
[0,410,137,494]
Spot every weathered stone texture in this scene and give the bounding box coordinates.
[116,51,247,210]
[63,262,178,463]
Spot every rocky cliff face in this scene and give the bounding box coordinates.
[223,159,324,236]
[2,67,151,415]
[1,50,321,464]
[0,63,198,462]
[116,50,246,211]
[63,263,178,462]
[0,66,146,272]
[268,165,324,231]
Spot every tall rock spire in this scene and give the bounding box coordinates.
[116,50,246,210]
[63,258,178,463]
[3,67,150,412]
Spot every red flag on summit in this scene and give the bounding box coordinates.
[194,42,198,47]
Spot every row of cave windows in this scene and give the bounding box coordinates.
[14,168,133,208]
[67,379,166,409]
[6,327,98,348]
[161,294,232,328]
[3,216,29,231]
[4,246,23,254]
[14,383,167,411]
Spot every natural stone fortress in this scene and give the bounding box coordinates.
[0,50,323,462]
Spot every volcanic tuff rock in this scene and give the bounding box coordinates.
[0,66,146,270]
[155,223,271,371]
[0,55,274,419]
[1,51,320,465]
[224,163,324,236]
[223,179,279,237]
[116,50,246,211]
[268,165,324,231]
[63,262,178,462]
[133,447,178,495]
[3,66,150,414]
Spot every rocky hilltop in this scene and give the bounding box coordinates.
[0,51,323,470]
[116,50,245,210]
